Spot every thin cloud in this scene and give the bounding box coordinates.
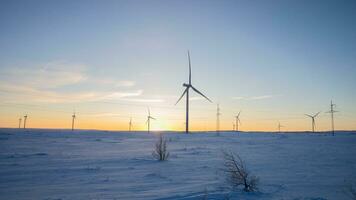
[115,80,135,87]
[0,61,142,103]
[0,88,146,103]
[100,90,143,100]
[90,78,135,88]
[250,95,275,100]
[0,61,87,89]
[119,98,165,103]
[233,95,277,101]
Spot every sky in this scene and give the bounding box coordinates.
[0,0,355,131]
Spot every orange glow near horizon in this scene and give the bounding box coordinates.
[1,111,355,132]
[1,96,355,132]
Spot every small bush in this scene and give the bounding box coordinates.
[222,150,259,192]
[152,134,169,161]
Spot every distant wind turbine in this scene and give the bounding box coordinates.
[235,111,241,132]
[129,117,133,132]
[277,122,284,133]
[305,112,320,133]
[326,100,338,136]
[18,118,22,129]
[71,112,76,131]
[23,114,28,129]
[146,107,156,133]
[216,104,221,135]
[175,51,212,134]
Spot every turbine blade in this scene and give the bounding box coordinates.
[313,112,321,118]
[175,88,188,105]
[150,117,156,120]
[237,111,241,118]
[305,114,313,118]
[191,86,212,103]
[188,50,191,85]
[148,107,150,116]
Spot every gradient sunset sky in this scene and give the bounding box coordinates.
[0,0,355,131]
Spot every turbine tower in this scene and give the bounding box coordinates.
[216,104,221,135]
[326,100,338,136]
[18,118,22,129]
[277,122,284,133]
[146,108,156,133]
[23,114,28,129]
[71,112,76,131]
[305,112,320,133]
[235,111,241,132]
[129,117,132,132]
[175,51,212,134]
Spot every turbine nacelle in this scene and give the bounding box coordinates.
[183,83,191,87]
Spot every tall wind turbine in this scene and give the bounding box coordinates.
[146,108,156,133]
[71,112,76,131]
[216,104,221,135]
[23,114,28,129]
[129,117,133,132]
[326,100,338,136]
[277,122,284,133]
[175,51,212,134]
[305,112,320,133]
[18,118,22,129]
[235,111,241,132]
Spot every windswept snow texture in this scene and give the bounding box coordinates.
[0,129,356,200]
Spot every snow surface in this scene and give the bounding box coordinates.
[0,128,355,200]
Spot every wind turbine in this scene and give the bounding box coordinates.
[305,112,320,133]
[23,114,28,129]
[129,117,133,132]
[326,100,338,136]
[18,118,22,129]
[235,111,241,132]
[277,122,284,133]
[146,107,156,133]
[233,123,235,131]
[175,51,212,134]
[216,104,221,135]
[71,112,76,131]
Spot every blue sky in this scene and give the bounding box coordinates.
[0,0,355,131]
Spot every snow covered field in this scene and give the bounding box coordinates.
[0,128,355,200]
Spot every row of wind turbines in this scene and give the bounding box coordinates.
[17,51,339,134]
[277,101,338,135]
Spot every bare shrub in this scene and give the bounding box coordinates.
[222,150,259,192]
[152,134,169,161]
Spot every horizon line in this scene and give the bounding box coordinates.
[1,127,355,134]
